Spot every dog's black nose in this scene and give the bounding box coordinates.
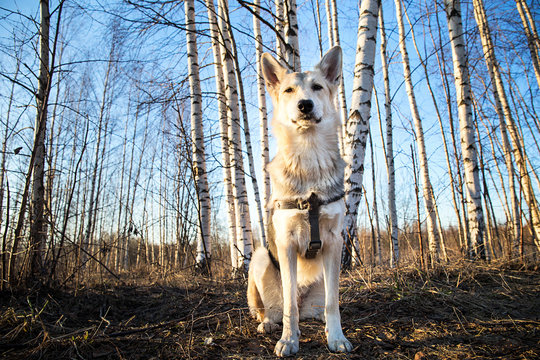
[298,99,314,114]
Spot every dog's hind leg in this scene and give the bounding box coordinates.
[248,248,283,334]
[299,279,325,322]
[247,268,264,322]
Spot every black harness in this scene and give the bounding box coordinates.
[268,192,345,269]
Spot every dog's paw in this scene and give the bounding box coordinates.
[327,334,353,353]
[257,321,280,334]
[274,337,299,357]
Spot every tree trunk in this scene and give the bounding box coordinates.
[327,0,347,154]
[283,0,301,71]
[342,0,380,269]
[515,0,540,88]
[394,0,440,265]
[185,0,212,274]
[445,0,486,259]
[324,0,334,46]
[402,5,453,263]
[29,0,51,278]
[378,5,398,268]
[275,0,285,60]
[313,0,323,56]
[205,0,239,270]
[429,11,468,256]
[218,0,253,271]
[411,145,425,270]
[226,8,266,249]
[253,0,271,247]
[368,131,382,266]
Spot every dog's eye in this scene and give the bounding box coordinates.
[284,87,294,93]
[312,84,323,91]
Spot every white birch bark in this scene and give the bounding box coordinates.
[225,10,266,249]
[368,131,382,266]
[275,0,285,60]
[328,0,347,156]
[378,5,399,267]
[444,0,486,259]
[205,0,239,270]
[484,90,521,258]
[515,0,540,88]
[283,0,301,71]
[430,14,469,255]
[403,6,453,262]
[325,0,334,46]
[253,0,271,246]
[185,0,212,270]
[343,0,380,268]
[330,0,347,127]
[473,0,540,252]
[314,0,323,54]
[394,0,440,264]
[218,0,253,270]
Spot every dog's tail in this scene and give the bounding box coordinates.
[247,267,264,322]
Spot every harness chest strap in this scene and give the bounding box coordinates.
[272,192,344,260]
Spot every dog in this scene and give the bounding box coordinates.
[247,46,352,357]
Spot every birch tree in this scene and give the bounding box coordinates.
[284,0,301,71]
[473,0,540,252]
[378,5,398,267]
[275,0,285,59]
[515,0,540,88]
[253,0,271,245]
[218,0,253,270]
[28,0,52,277]
[325,0,333,46]
[394,0,440,264]
[343,0,380,269]
[326,0,348,152]
[205,0,239,270]
[444,0,486,259]
[185,0,212,273]
[429,10,469,254]
[225,8,266,249]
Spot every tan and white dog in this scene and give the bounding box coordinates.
[247,46,352,356]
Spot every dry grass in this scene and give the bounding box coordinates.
[0,262,538,359]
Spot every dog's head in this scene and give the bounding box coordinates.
[261,46,342,133]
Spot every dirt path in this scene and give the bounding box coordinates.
[1,264,538,359]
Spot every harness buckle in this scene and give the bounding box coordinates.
[297,199,311,210]
[305,239,321,259]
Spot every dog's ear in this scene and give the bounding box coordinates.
[315,46,342,86]
[261,53,288,93]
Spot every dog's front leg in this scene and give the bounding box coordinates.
[275,239,300,356]
[322,237,352,352]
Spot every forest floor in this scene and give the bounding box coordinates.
[0,262,539,359]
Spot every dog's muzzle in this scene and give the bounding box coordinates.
[292,100,321,126]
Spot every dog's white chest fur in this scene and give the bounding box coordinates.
[272,200,344,287]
